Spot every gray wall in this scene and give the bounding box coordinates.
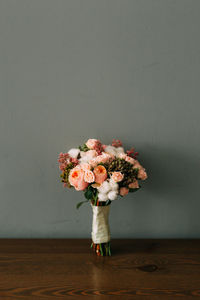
[0,0,200,238]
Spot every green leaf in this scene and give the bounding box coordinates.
[76,199,89,209]
[84,189,93,200]
[79,144,90,152]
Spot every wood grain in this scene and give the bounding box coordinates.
[0,239,200,299]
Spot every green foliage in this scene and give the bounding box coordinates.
[76,185,98,209]
[85,185,98,201]
[79,143,90,152]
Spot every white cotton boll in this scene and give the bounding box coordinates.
[98,193,109,202]
[79,154,92,163]
[79,156,87,163]
[104,146,117,156]
[108,191,118,201]
[80,150,97,163]
[80,151,86,158]
[116,147,125,155]
[109,179,119,191]
[68,148,80,158]
[98,181,111,194]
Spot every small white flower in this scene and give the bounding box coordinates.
[98,193,109,202]
[108,191,118,201]
[68,148,80,158]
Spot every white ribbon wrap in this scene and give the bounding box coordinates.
[91,205,110,244]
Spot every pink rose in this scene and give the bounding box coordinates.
[138,169,148,180]
[84,170,95,183]
[69,168,88,191]
[85,139,99,149]
[93,165,107,184]
[85,139,103,154]
[111,172,124,182]
[89,153,113,167]
[120,187,129,196]
[88,158,98,168]
[125,156,135,164]
[129,180,139,189]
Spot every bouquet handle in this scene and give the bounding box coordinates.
[91,203,111,256]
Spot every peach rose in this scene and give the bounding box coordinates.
[129,180,139,189]
[111,172,124,182]
[84,170,95,183]
[138,169,148,180]
[69,168,88,191]
[93,165,107,184]
[80,163,91,171]
[120,187,129,196]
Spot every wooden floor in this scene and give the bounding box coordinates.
[0,239,199,299]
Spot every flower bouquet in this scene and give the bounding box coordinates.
[58,139,147,256]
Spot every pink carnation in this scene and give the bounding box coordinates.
[84,170,95,183]
[120,187,129,196]
[111,172,124,182]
